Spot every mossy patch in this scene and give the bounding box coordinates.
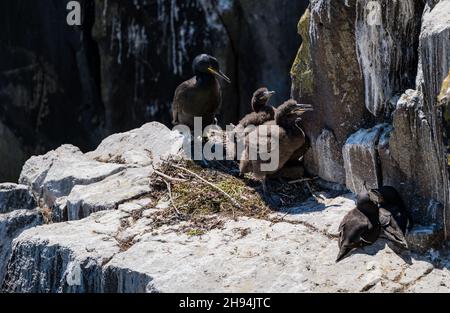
[146,159,310,235]
[291,9,314,98]
[151,160,271,220]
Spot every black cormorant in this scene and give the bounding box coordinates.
[172,54,231,130]
[336,191,382,262]
[371,186,412,234]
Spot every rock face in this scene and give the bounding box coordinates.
[0,209,41,285]
[355,0,423,116]
[19,122,184,222]
[0,0,104,172]
[93,0,309,130]
[292,0,450,236]
[0,123,27,182]
[343,124,389,194]
[383,0,450,233]
[86,122,185,166]
[298,0,372,185]
[0,183,41,284]
[0,184,36,214]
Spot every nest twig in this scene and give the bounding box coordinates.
[170,164,242,211]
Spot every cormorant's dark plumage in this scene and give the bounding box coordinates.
[379,207,409,249]
[372,186,412,234]
[172,54,230,129]
[336,192,382,262]
[371,186,411,249]
[237,87,276,129]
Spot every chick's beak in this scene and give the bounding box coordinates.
[207,67,231,84]
[292,103,314,114]
[263,90,276,98]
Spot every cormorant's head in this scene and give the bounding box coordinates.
[357,191,381,215]
[193,54,231,83]
[251,87,275,112]
[275,100,313,131]
[370,186,402,206]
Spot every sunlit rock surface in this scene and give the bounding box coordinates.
[292,0,450,235]
[343,124,389,194]
[2,121,450,292]
[355,0,423,116]
[2,191,450,293]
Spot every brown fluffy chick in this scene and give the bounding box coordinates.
[237,87,276,129]
[239,100,313,198]
[228,88,275,160]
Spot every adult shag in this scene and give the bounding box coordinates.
[172,54,231,130]
[336,191,382,262]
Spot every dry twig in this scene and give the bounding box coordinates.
[164,179,182,216]
[288,177,318,184]
[170,164,243,210]
[154,169,187,183]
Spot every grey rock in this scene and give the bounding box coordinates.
[86,122,186,166]
[384,0,450,231]
[305,129,346,184]
[343,124,388,194]
[407,224,444,253]
[355,0,423,116]
[0,209,41,285]
[2,210,122,293]
[20,145,126,206]
[2,192,445,293]
[294,0,371,184]
[0,184,36,214]
[64,167,153,221]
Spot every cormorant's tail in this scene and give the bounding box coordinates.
[381,227,409,249]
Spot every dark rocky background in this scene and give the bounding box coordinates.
[0,0,308,182]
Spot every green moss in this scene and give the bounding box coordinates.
[438,70,450,104]
[147,160,309,237]
[291,9,314,98]
[186,229,206,237]
[154,160,271,219]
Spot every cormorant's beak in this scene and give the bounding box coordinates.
[263,91,276,99]
[292,104,314,115]
[368,189,383,204]
[207,67,231,84]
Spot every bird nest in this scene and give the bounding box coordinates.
[146,158,311,235]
